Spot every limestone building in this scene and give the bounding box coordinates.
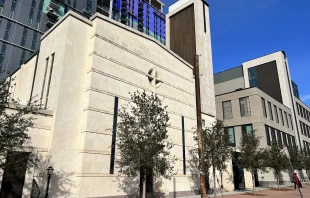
[214,51,310,189]
[0,0,216,196]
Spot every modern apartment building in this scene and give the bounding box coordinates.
[214,51,310,188]
[0,0,165,77]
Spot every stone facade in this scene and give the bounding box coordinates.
[0,8,216,197]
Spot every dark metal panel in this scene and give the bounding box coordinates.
[214,66,244,84]
[169,4,196,66]
[256,60,283,103]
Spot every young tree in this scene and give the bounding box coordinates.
[0,77,39,171]
[238,131,267,195]
[288,145,304,171]
[192,120,233,198]
[265,142,288,190]
[116,91,175,198]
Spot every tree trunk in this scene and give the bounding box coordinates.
[143,174,146,198]
[252,171,256,195]
[277,172,280,190]
[213,167,216,198]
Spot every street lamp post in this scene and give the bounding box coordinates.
[45,166,54,198]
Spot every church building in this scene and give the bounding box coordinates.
[0,0,217,196]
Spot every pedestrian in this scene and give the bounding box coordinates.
[293,173,302,191]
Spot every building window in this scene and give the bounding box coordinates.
[225,127,235,147]
[202,119,205,127]
[9,10,15,18]
[86,0,92,13]
[67,0,71,5]
[239,97,251,117]
[300,121,304,135]
[277,130,282,148]
[248,67,258,87]
[274,105,279,123]
[268,102,273,120]
[36,21,40,29]
[270,127,276,143]
[20,50,26,65]
[284,111,289,128]
[44,53,55,109]
[0,5,3,14]
[28,18,33,26]
[31,33,38,50]
[279,108,284,126]
[4,22,12,41]
[296,103,300,116]
[222,100,232,120]
[40,57,49,107]
[242,124,253,135]
[292,81,300,99]
[282,132,288,146]
[73,0,77,8]
[292,136,296,148]
[261,98,267,118]
[287,135,292,148]
[21,28,28,47]
[0,43,7,68]
[289,114,293,130]
[265,125,271,146]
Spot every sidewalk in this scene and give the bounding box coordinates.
[179,184,297,198]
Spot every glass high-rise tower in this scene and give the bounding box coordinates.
[0,0,165,77]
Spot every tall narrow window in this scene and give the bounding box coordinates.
[0,44,7,69]
[248,67,258,87]
[300,121,304,135]
[181,116,186,174]
[110,97,118,174]
[284,111,289,128]
[296,103,300,115]
[73,0,77,8]
[239,97,251,117]
[9,0,16,19]
[289,114,293,130]
[265,125,271,146]
[277,130,282,148]
[225,127,235,147]
[287,135,292,148]
[45,53,55,109]
[292,136,296,148]
[270,127,276,143]
[0,5,3,14]
[261,98,267,118]
[19,50,26,65]
[282,132,288,146]
[274,105,279,123]
[4,22,12,41]
[279,109,284,126]
[21,28,28,47]
[222,101,232,120]
[31,33,38,50]
[40,57,49,107]
[268,102,273,120]
[87,0,92,13]
[9,10,15,18]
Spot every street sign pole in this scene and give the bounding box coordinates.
[283,146,303,198]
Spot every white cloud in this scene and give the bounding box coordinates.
[301,94,310,102]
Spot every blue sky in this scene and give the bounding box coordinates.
[163,0,310,106]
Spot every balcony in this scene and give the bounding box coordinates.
[50,1,60,10]
[46,9,58,19]
[45,21,55,27]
